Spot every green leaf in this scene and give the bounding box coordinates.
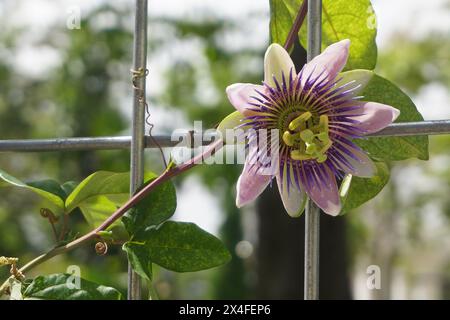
[123,242,152,281]
[270,0,377,70]
[269,0,297,45]
[142,221,231,272]
[77,195,128,241]
[65,171,148,213]
[308,0,378,70]
[122,179,177,237]
[0,169,65,209]
[26,180,67,201]
[23,273,121,300]
[61,181,78,198]
[65,171,160,233]
[340,162,390,214]
[78,195,119,227]
[356,74,429,161]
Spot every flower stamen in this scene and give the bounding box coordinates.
[284,114,332,163]
[291,150,314,160]
[282,131,296,146]
[288,111,312,131]
[300,129,314,143]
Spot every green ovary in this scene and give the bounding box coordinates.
[281,112,332,163]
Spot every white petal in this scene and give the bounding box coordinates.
[264,43,296,87]
[350,101,400,135]
[301,39,350,85]
[334,140,376,178]
[226,83,264,115]
[217,111,248,145]
[336,69,374,96]
[236,145,272,207]
[303,166,341,216]
[276,163,307,217]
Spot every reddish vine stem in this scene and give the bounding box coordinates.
[283,0,308,51]
[49,219,59,241]
[40,209,59,242]
[58,213,69,242]
[0,139,224,296]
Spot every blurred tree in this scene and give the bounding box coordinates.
[0,4,135,294]
[376,34,450,94]
[350,31,450,299]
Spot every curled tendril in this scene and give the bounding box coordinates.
[40,208,58,223]
[130,67,168,168]
[10,263,24,281]
[95,242,108,256]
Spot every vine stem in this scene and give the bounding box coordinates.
[0,138,224,296]
[283,0,308,51]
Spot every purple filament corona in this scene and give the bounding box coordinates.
[242,67,369,193]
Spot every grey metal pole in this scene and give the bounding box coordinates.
[0,136,170,152]
[304,0,322,300]
[129,0,148,300]
[304,199,320,299]
[367,120,450,137]
[0,133,200,152]
[1,120,449,153]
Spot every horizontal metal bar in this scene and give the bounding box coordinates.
[0,120,449,153]
[366,120,450,137]
[0,136,182,152]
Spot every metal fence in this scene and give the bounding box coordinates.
[1,0,449,300]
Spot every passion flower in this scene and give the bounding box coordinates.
[221,39,399,216]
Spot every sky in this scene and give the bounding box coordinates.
[2,0,449,235]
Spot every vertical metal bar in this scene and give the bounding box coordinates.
[304,0,322,300]
[304,200,320,299]
[307,0,322,61]
[129,0,148,300]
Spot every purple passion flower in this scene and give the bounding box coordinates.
[220,39,399,216]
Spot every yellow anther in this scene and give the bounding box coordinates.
[283,130,303,147]
[319,115,329,132]
[288,112,312,131]
[299,129,314,143]
[282,131,295,146]
[291,150,313,161]
[286,112,332,164]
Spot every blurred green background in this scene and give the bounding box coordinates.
[0,0,449,299]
